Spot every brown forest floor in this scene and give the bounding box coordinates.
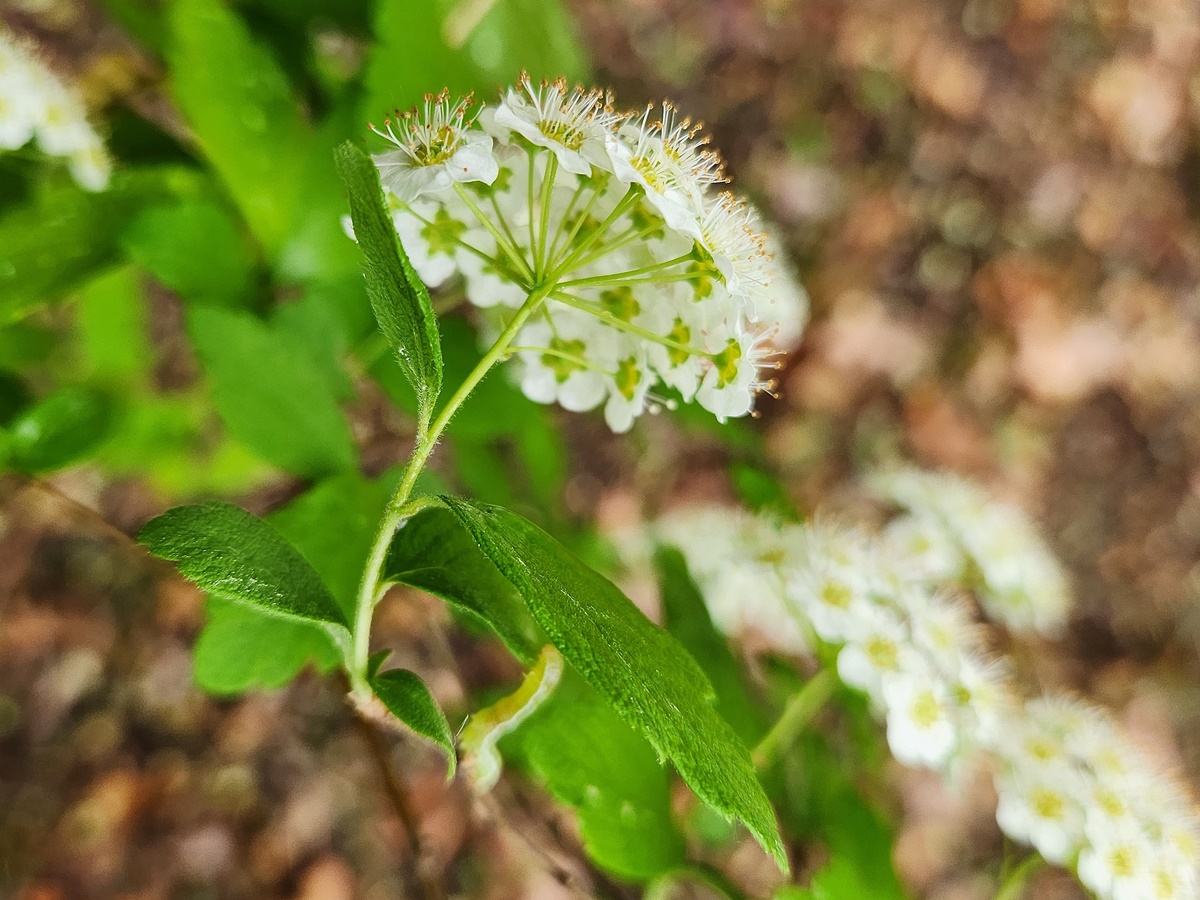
[4,0,1200,898]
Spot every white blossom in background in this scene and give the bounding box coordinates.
[627,485,1200,900]
[867,467,1071,637]
[0,28,110,190]
[991,696,1200,899]
[366,75,809,432]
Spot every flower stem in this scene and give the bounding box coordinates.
[557,253,694,289]
[545,185,639,282]
[349,285,554,691]
[752,669,836,769]
[994,855,1045,900]
[454,183,535,284]
[536,153,559,278]
[551,289,712,359]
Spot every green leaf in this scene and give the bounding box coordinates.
[369,668,456,775]
[501,667,685,880]
[76,267,152,386]
[440,498,788,872]
[335,141,442,426]
[139,501,350,633]
[7,386,114,473]
[656,547,767,744]
[187,305,357,477]
[122,198,256,306]
[193,596,340,695]
[0,167,198,323]
[383,507,543,662]
[466,0,589,84]
[188,473,394,694]
[167,0,310,256]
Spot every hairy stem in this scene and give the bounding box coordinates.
[349,285,554,690]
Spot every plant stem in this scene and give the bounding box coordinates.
[752,669,836,769]
[994,855,1045,900]
[556,252,693,289]
[349,285,554,690]
[454,183,535,283]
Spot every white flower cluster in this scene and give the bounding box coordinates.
[0,28,110,191]
[993,696,1200,899]
[651,506,1014,770]
[869,467,1071,637]
[640,500,1200,899]
[367,77,807,431]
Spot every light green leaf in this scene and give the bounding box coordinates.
[656,547,767,744]
[336,140,442,427]
[76,267,152,386]
[501,666,686,880]
[440,498,788,872]
[6,386,114,473]
[121,198,256,306]
[193,596,340,695]
[139,501,350,633]
[383,506,543,662]
[467,0,589,84]
[167,0,309,256]
[369,667,456,776]
[187,305,357,477]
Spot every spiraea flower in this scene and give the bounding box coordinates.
[368,76,807,431]
[0,27,110,190]
[868,467,1072,637]
[990,695,1200,899]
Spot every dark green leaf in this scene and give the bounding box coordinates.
[139,501,350,632]
[441,498,787,871]
[335,141,442,425]
[370,668,456,775]
[656,547,767,744]
[193,596,340,695]
[7,386,113,473]
[187,305,357,477]
[383,506,542,662]
[501,667,685,879]
[122,198,255,306]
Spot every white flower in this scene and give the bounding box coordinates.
[837,604,920,704]
[881,671,959,769]
[696,325,778,422]
[995,769,1087,865]
[490,75,616,176]
[695,194,773,315]
[0,28,110,190]
[1078,819,1154,900]
[371,91,499,202]
[370,80,805,431]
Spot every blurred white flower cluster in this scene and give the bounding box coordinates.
[638,479,1199,898]
[994,696,1200,899]
[652,507,1014,771]
[0,28,110,191]
[869,467,1071,637]
[367,77,808,431]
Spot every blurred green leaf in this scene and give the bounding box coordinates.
[441,497,788,872]
[383,506,543,661]
[0,167,199,323]
[76,266,152,385]
[0,371,31,426]
[467,0,589,85]
[336,141,442,428]
[121,198,256,306]
[193,595,340,694]
[501,667,686,879]
[140,501,351,632]
[167,0,310,256]
[187,305,357,477]
[370,667,456,775]
[6,386,113,473]
[656,547,767,744]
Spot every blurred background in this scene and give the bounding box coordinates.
[2,0,1200,897]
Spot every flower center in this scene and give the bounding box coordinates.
[1030,787,1065,821]
[544,338,588,381]
[538,119,586,150]
[615,357,641,400]
[910,691,943,729]
[712,339,742,388]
